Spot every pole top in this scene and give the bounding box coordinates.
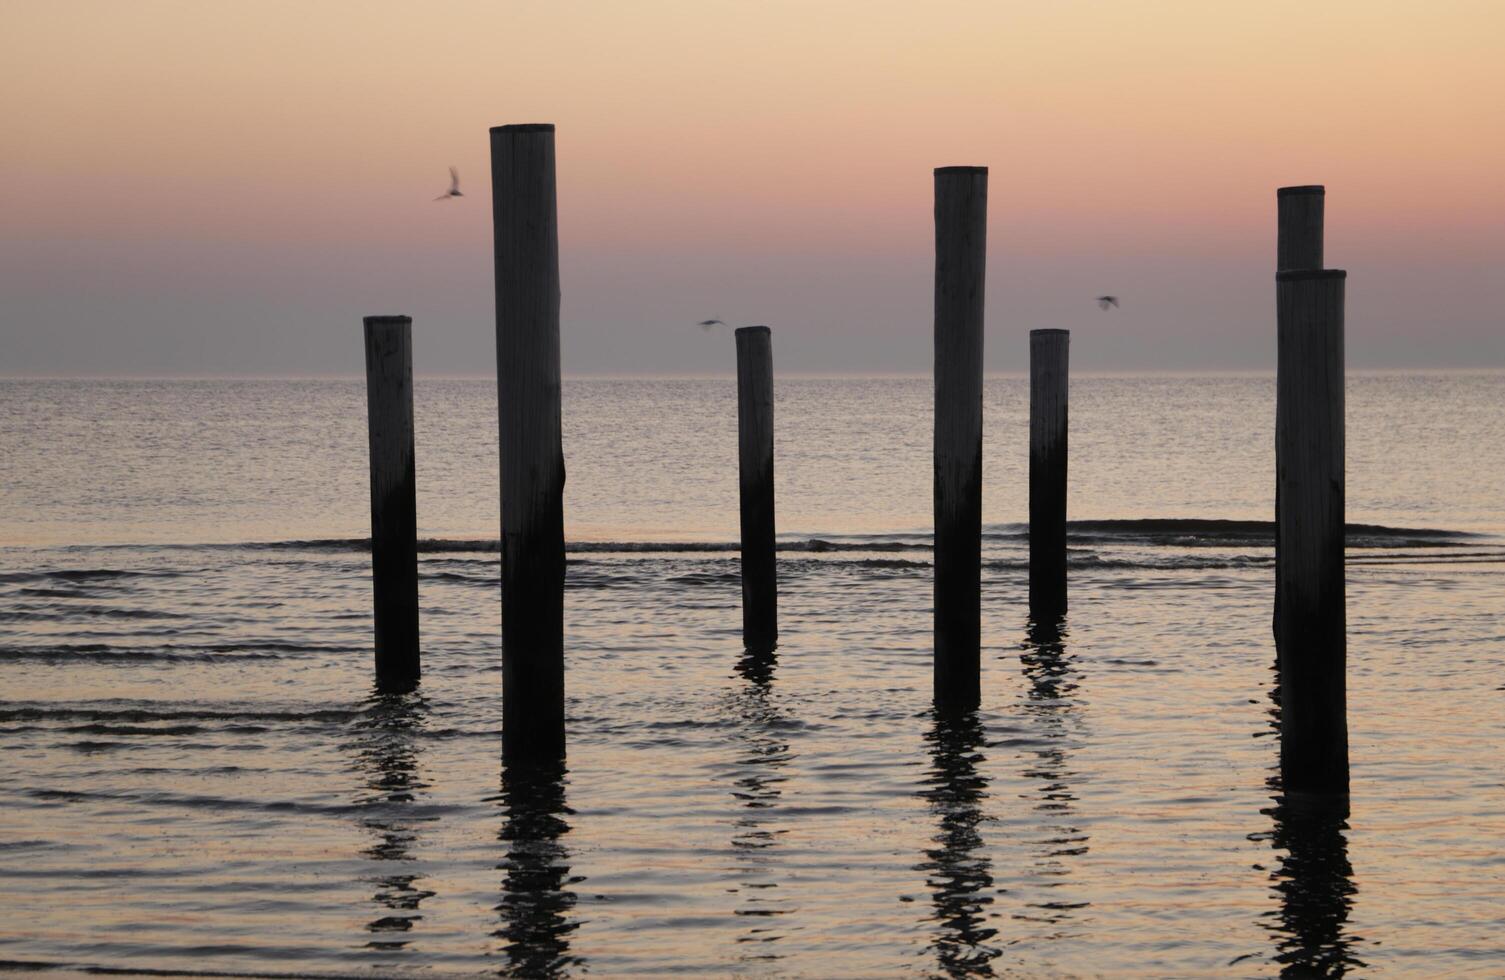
[1277,185,1325,197]
[735,325,771,337]
[1030,328,1070,337]
[1276,269,1346,281]
[490,123,555,134]
[935,166,988,176]
[364,315,412,326]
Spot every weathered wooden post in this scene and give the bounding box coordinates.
[1275,268,1347,798]
[1277,185,1324,271]
[491,123,565,760]
[363,315,420,690]
[1274,185,1324,641]
[933,165,987,709]
[1029,329,1068,619]
[735,326,777,652]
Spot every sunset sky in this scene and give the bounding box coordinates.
[2,0,1501,375]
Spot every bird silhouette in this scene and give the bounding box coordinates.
[1096,295,1120,310]
[697,319,728,331]
[434,167,462,201]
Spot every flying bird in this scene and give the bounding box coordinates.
[434,167,462,201]
[1096,295,1120,310]
[697,319,728,331]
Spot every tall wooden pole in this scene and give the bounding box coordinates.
[363,315,420,690]
[1274,185,1324,641]
[932,165,987,709]
[735,326,777,652]
[1029,329,1069,620]
[1275,268,1347,798]
[491,123,565,760]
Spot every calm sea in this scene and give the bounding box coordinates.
[1,375,1502,977]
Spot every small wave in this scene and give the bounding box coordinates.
[0,960,392,979]
[19,786,423,819]
[1056,519,1478,548]
[0,704,366,725]
[55,723,221,737]
[0,567,173,585]
[0,640,363,663]
[0,604,193,624]
[842,558,930,570]
[33,518,1482,557]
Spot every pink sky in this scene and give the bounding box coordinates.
[3,0,1502,374]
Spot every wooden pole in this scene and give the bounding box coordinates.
[1274,185,1324,641]
[1029,329,1068,619]
[491,123,565,760]
[363,315,420,690]
[1275,268,1347,798]
[933,165,987,709]
[735,326,777,652]
[1277,185,1324,271]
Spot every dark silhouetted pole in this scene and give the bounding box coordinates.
[735,326,777,652]
[933,165,987,709]
[363,315,420,690]
[1275,268,1347,798]
[1029,329,1069,619]
[1277,185,1324,271]
[1274,185,1324,641]
[492,123,565,760]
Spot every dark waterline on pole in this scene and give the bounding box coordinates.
[363,315,419,691]
[735,326,777,653]
[932,165,987,710]
[492,123,566,761]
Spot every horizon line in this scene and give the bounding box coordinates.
[3,367,1504,383]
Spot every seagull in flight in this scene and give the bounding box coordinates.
[697,319,728,331]
[1096,295,1120,310]
[434,167,462,201]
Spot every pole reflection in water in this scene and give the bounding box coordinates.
[352,688,436,952]
[918,707,999,976]
[494,755,582,977]
[728,647,795,957]
[1016,616,1089,934]
[1259,797,1363,976]
[1254,654,1365,976]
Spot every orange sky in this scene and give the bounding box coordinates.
[2,0,1502,373]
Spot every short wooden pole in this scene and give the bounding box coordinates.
[735,326,777,652]
[363,315,420,690]
[1274,185,1325,641]
[1029,329,1069,619]
[491,123,565,760]
[1277,185,1325,271]
[933,165,987,709]
[1275,268,1347,798]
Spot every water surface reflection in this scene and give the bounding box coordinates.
[352,689,435,952]
[1260,796,1363,976]
[918,708,999,976]
[1256,655,1364,975]
[726,647,794,958]
[494,757,582,977]
[1016,616,1089,934]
